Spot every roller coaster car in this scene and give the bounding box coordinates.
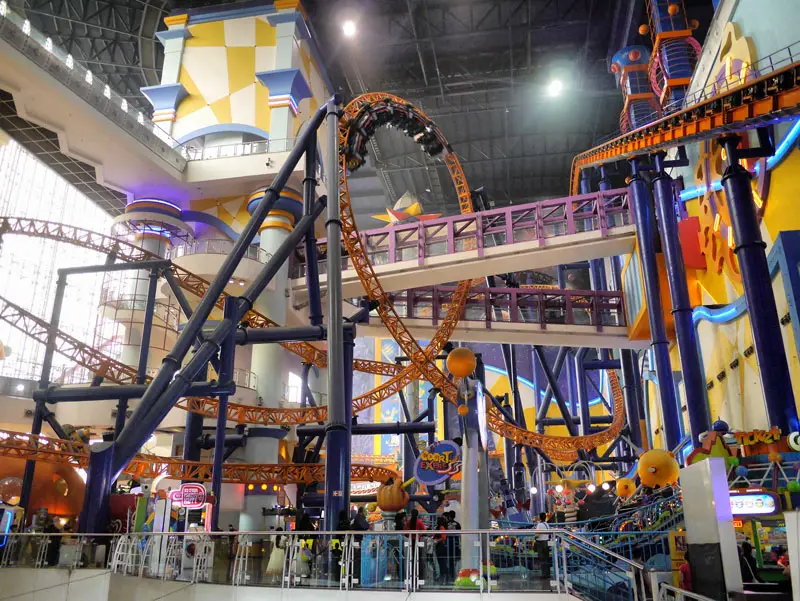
[723,90,743,111]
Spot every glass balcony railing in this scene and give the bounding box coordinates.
[169,239,272,264]
[0,528,669,599]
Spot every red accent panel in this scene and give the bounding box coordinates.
[678,216,706,269]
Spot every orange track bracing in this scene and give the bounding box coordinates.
[0,429,397,484]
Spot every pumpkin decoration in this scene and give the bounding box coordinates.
[376,477,409,512]
[446,347,477,378]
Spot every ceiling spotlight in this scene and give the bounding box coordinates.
[229,279,234,284]
[547,79,564,97]
[601,482,611,491]
[342,19,356,38]
[425,188,431,192]
[587,484,596,493]
[14,384,24,392]
[555,484,564,493]
[530,486,538,495]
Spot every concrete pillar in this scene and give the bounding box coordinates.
[241,188,302,529]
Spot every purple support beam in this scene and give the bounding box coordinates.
[628,159,682,449]
[323,327,354,530]
[211,297,236,531]
[620,349,643,448]
[574,348,592,436]
[720,137,799,433]
[652,154,710,445]
[78,442,114,533]
[303,130,323,327]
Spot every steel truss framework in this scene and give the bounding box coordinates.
[338,93,625,462]
[570,57,800,192]
[0,94,626,467]
[0,428,397,484]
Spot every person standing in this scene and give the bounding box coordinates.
[679,550,692,592]
[351,507,370,585]
[407,509,426,586]
[445,511,461,581]
[434,516,449,584]
[534,512,550,579]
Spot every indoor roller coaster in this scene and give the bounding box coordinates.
[0,93,628,485]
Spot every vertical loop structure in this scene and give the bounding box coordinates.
[337,93,625,461]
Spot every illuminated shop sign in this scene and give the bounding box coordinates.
[168,483,207,509]
[414,440,461,486]
[729,492,778,516]
[732,427,781,446]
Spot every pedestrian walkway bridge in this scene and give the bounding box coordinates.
[354,286,643,349]
[291,189,636,302]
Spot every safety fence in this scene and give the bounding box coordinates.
[382,286,626,329]
[169,240,273,265]
[0,528,677,599]
[291,189,632,278]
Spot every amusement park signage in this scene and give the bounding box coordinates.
[733,427,782,446]
[168,483,207,509]
[414,440,462,486]
[729,491,779,516]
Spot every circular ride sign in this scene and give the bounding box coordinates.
[414,440,462,487]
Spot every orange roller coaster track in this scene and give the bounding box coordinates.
[569,58,800,194]
[0,217,397,379]
[0,94,626,460]
[337,94,625,462]
[0,429,397,484]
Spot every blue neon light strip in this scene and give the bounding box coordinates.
[679,118,800,202]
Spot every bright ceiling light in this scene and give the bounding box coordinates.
[547,79,563,97]
[530,486,538,495]
[14,383,24,392]
[601,482,611,491]
[587,484,596,493]
[555,484,564,493]
[342,20,356,38]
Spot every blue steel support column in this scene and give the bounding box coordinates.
[113,267,160,440]
[720,137,799,433]
[628,159,682,449]
[323,97,349,530]
[574,348,592,436]
[78,442,115,533]
[211,297,236,531]
[20,272,67,518]
[652,154,710,444]
[620,349,643,448]
[303,130,323,327]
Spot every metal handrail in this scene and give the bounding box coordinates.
[169,239,272,264]
[555,529,644,571]
[658,583,719,601]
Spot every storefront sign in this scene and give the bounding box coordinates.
[168,483,206,509]
[414,440,461,486]
[732,427,781,446]
[730,491,779,516]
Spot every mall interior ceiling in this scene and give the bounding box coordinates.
[17,0,714,224]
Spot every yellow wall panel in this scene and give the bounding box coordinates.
[227,47,256,95]
[186,21,226,47]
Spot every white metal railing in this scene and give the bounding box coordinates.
[658,583,719,601]
[169,239,272,265]
[181,138,296,161]
[0,528,665,598]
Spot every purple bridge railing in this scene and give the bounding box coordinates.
[377,286,626,331]
[291,188,632,277]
